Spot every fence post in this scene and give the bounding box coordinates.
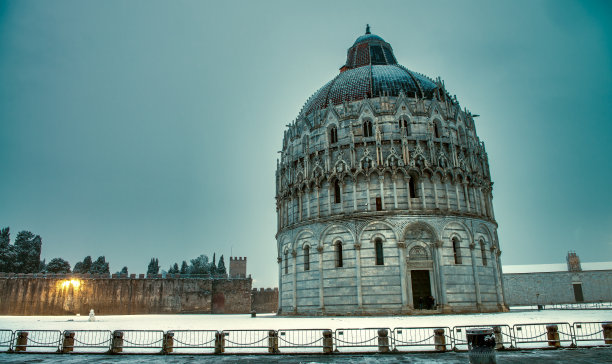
[15,331,28,352]
[163,332,174,354]
[602,322,612,345]
[62,331,75,353]
[493,326,504,350]
[267,330,279,353]
[378,329,390,353]
[434,328,446,352]
[214,331,225,354]
[111,331,124,354]
[546,325,560,348]
[322,330,333,354]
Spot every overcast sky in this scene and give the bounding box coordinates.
[0,0,610,288]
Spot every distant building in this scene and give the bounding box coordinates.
[229,257,247,278]
[275,27,506,315]
[503,252,612,306]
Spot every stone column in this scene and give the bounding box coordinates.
[340,183,344,213]
[455,183,461,211]
[306,187,311,218]
[444,181,450,210]
[433,179,439,209]
[354,243,363,308]
[490,246,503,308]
[379,175,385,210]
[406,266,413,309]
[469,242,482,310]
[463,183,471,212]
[489,193,496,220]
[292,250,297,311]
[298,193,302,221]
[405,176,412,210]
[421,181,426,209]
[366,177,372,211]
[397,242,408,308]
[277,257,283,312]
[318,246,324,310]
[352,179,358,212]
[434,240,447,307]
[327,185,332,216]
[316,186,321,218]
[392,176,398,209]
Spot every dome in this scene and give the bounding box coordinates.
[299,26,438,118]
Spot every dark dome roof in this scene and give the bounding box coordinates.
[299,27,438,118]
[299,65,438,118]
[353,33,385,46]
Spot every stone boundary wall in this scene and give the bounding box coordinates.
[503,270,612,306]
[251,287,279,313]
[0,276,253,315]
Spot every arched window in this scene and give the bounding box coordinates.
[304,246,310,271]
[363,120,373,137]
[330,126,338,144]
[408,178,417,198]
[375,238,384,265]
[434,120,442,138]
[335,241,343,268]
[334,180,341,203]
[452,238,462,264]
[399,117,411,136]
[480,240,487,266]
[284,251,288,274]
[458,126,466,145]
[302,136,309,153]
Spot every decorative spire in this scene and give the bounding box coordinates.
[366,24,371,34]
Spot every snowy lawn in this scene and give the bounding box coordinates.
[0,309,610,331]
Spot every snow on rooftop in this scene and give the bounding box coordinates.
[503,261,612,274]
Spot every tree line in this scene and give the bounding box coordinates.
[1,226,229,277]
[147,253,227,277]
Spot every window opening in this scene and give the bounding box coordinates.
[452,238,462,264]
[334,180,341,203]
[284,251,288,274]
[330,127,338,144]
[480,240,487,266]
[304,246,310,271]
[434,121,441,138]
[363,120,373,137]
[335,241,343,268]
[376,197,382,211]
[408,178,416,198]
[375,239,384,265]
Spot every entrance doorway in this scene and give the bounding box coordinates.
[411,270,432,309]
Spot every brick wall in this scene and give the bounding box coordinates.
[0,275,252,315]
[251,287,279,313]
[503,270,612,306]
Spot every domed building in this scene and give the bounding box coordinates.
[276,26,507,315]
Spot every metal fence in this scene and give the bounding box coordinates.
[0,321,609,354]
[0,330,13,351]
[166,330,217,354]
[222,330,270,353]
[512,322,574,348]
[334,328,389,351]
[13,330,62,353]
[277,329,327,352]
[64,330,112,353]
[393,327,451,352]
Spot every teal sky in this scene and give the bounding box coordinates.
[0,0,610,288]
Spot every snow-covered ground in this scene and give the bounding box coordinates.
[0,309,610,331]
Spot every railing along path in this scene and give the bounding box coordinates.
[0,320,609,354]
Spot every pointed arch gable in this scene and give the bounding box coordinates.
[403,221,439,243]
